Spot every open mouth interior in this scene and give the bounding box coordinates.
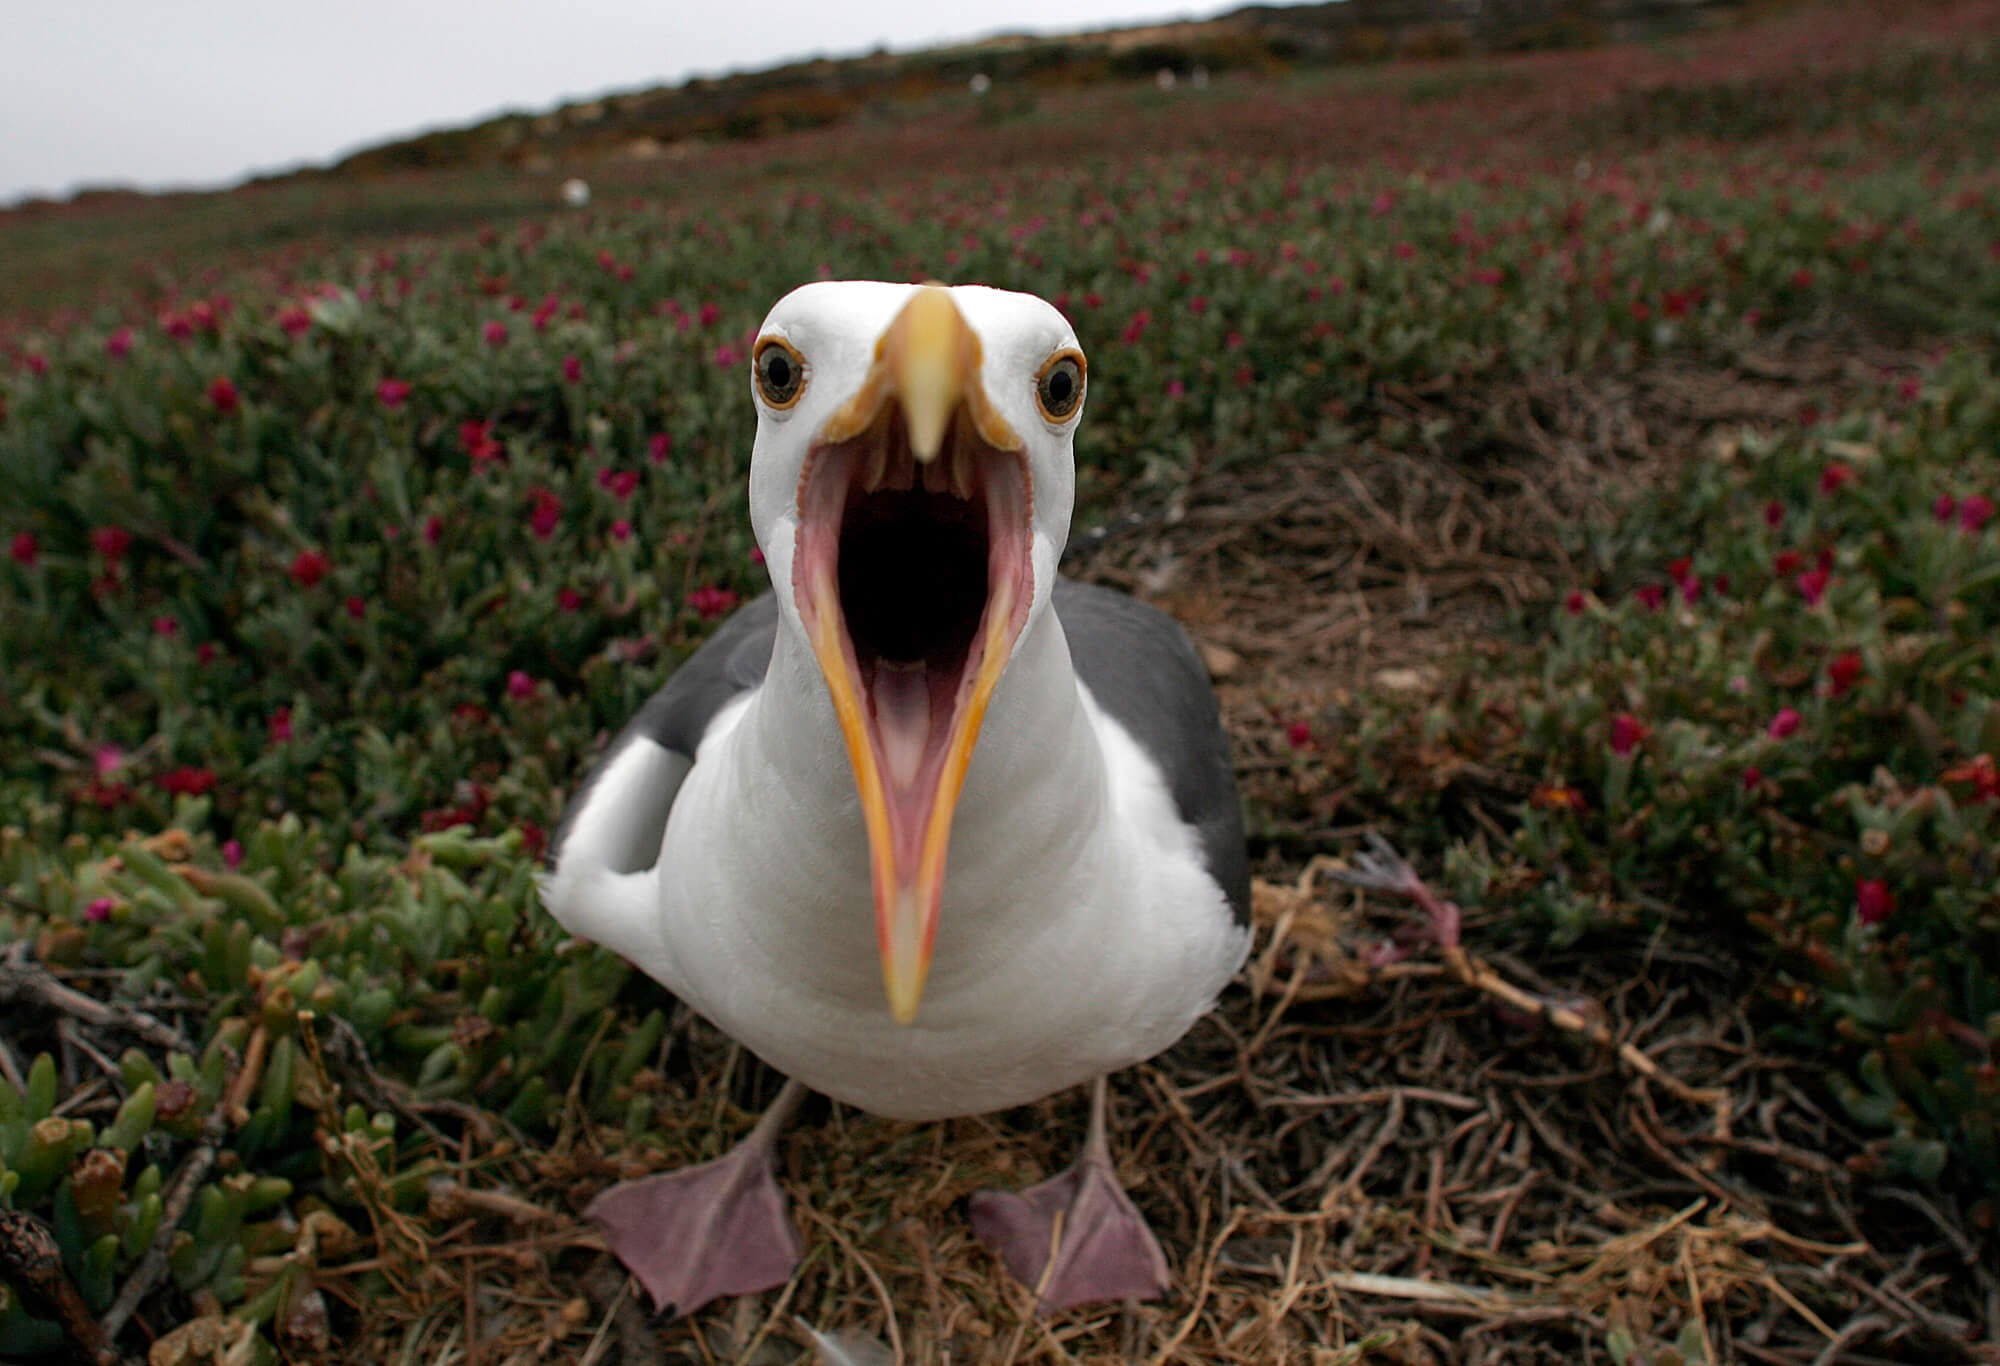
[795,406,1032,801]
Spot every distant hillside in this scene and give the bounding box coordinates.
[320,0,1738,181]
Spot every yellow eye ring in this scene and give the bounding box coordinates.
[1034,350,1086,422]
[753,337,807,408]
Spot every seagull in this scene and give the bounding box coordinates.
[541,280,1250,1316]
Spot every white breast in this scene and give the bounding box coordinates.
[678,712,1239,1119]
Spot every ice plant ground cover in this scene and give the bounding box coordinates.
[2,0,1999,1358]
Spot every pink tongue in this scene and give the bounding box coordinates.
[872,663,934,790]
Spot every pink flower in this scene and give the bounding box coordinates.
[1960,494,1994,533]
[1854,877,1894,926]
[712,344,740,368]
[1935,494,1958,523]
[288,549,331,588]
[423,514,444,545]
[1818,462,1854,494]
[1564,590,1587,615]
[269,707,294,743]
[1634,583,1666,612]
[1795,567,1831,606]
[1763,499,1785,528]
[9,532,37,567]
[152,615,179,637]
[1285,720,1313,750]
[93,744,126,776]
[610,518,633,542]
[506,670,536,700]
[482,320,509,348]
[106,327,133,359]
[377,378,412,409]
[648,433,672,464]
[1121,310,1151,344]
[1165,378,1186,398]
[698,301,721,328]
[557,588,584,613]
[562,354,583,384]
[196,642,218,666]
[1767,707,1801,739]
[1741,765,1762,791]
[344,595,366,620]
[1827,650,1863,697]
[223,839,243,868]
[276,306,312,338]
[84,898,115,924]
[91,526,132,562]
[207,377,240,413]
[687,585,739,621]
[1609,713,1647,757]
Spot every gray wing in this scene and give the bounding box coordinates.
[549,592,779,868]
[1053,577,1250,924]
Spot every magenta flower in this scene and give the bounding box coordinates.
[344,595,366,620]
[156,766,218,797]
[1609,713,1647,757]
[91,526,132,562]
[269,707,294,743]
[1741,765,1762,791]
[9,531,37,567]
[377,378,412,409]
[1818,462,1854,494]
[527,489,562,541]
[648,433,672,464]
[84,898,115,924]
[1285,720,1313,750]
[289,549,331,588]
[207,376,240,414]
[562,354,583,384]
[610,518,633,542]
[482,320,509,348]
[1763,499,1785,528]
[1795,567,1831,606]
[1854,878,1894,926]
[223,839,243,868]
[1633,583,1666,612]
[1564,590,1587,615]
[1767,707,1801,739]
[506,670,536,700]
[106,327,134,359]
[687,585,739,621]
[276,305,312,337]
[557,588,584,613]
[423,515,444,545]
[1960,494,1994,533]
[152,615,179,637]
[1827,651,1863,697]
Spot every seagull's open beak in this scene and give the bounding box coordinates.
[792,287,1033,1023]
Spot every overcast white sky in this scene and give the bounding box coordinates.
[2,1,1258,205]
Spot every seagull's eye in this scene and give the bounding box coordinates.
[754,338,806,408]
[1035,351,1086,422]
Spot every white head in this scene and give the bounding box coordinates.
[741,281,1088,1022]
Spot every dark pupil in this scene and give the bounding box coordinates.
[763,352,792,392]
[1046,367,1073,406]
